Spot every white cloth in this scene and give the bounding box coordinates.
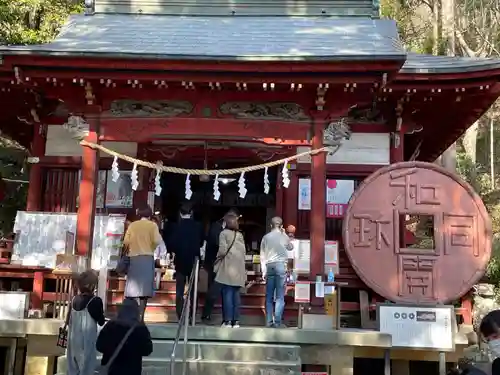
[260,229,293,277]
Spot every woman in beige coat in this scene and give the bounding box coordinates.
[214,215,246,328]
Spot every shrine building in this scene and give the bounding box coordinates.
[0,0,498,374]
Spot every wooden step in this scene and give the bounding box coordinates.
[107,290,376,313]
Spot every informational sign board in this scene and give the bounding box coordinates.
[0,292,29,319]
[294,282,311,303]
[298,178,355,218]
[13,212,126,270]
[377,304,455,351]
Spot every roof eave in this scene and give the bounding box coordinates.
[0,48,407,63]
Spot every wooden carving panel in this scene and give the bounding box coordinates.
[104,100,193,117]
[219,102,309,121]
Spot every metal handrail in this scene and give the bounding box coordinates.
[169,257,200,375]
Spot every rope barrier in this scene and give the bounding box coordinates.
[79,139,340,176]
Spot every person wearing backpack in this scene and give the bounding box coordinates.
[214,215,246,328]
[96,299,153,375]
[66,270,105,375]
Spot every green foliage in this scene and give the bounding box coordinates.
[0,0,82,45]
[0,138,29,237]
[456,124,500,287]
[0,0,81,236]
[380,0,434,53]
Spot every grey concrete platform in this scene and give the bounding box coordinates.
[147,323,393,348]
[0,319,392,348]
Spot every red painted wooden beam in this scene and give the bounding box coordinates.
[19,68,386,85]
[99,117,310,141]
[3,55,403,74]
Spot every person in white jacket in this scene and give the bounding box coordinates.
[260,217,293,328]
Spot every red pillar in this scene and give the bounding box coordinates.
[310,114,327,284]
[26,124,46,211]
[76,112,100,260]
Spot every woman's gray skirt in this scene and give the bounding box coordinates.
[125,254,155,298]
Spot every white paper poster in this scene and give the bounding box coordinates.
[315,282,325,298]
[378,305,455,351]
[294,282,311,303]
[294,240,311,274]
[297,179,355,218]
[324,241,339,275]
[298,178,311,210]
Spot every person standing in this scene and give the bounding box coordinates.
[67,270,105,375]
[96,299,153,375]
[122,206,162,320]
[260,217,293,328]
[214,215,246,328]
[201,208,239,323]
[169,202,204,320]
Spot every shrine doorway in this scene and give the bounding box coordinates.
[152,141,282,250]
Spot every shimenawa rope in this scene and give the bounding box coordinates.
[80,140,339,176]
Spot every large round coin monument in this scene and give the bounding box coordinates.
[342,161,492,304]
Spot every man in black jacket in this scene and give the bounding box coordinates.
[201,208,239,323]
[169,202,204,320]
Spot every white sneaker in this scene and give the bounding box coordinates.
[221,322,231,327]
[232,321,240,328]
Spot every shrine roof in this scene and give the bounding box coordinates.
[401,53,500,74]
[0,14,405,60]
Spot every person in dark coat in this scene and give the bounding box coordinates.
[96,299,153,375]
[479,309,500,375]
[169,202,204,319]
[201,208,239,323]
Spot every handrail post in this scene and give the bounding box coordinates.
[169,257,199,375]
[191,258,200,326]
[182,297,191,375]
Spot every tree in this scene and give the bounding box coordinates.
[0,0,82,45]
[0,0,82,235]
[381,0,500,290]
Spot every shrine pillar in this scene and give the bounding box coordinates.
[76,109,100,260]
[310,113,327,284]
[26,123,46,211]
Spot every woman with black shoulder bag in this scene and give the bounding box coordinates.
[96,299,153,375]
[214,215,246,328]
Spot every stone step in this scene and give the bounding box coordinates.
[57,357,301,375]
[150,340,301,362]
[142,358,301,375]
[56,341,301,375]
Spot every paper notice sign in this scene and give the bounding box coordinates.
[324,241,338,265]
[294,240,310,274]
[315,282,325,298]
[294,282,311,303]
